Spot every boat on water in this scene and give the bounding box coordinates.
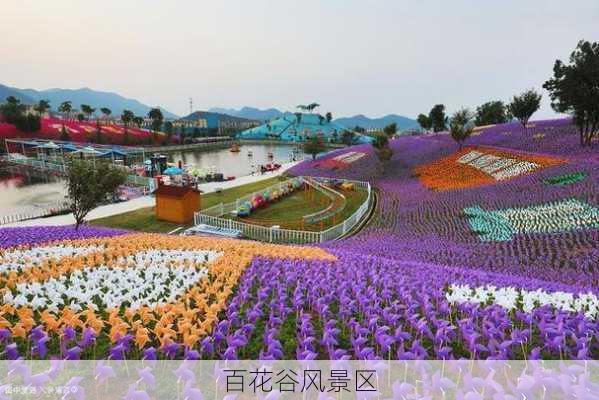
[229,143,241,153]
[247,150,253,157]
[267,152,274,158]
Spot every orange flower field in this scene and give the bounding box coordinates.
[414,146,565,190]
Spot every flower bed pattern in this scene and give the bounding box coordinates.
[465,198,599,241]
[415,146,564,190]
[0,232,333,359]
[544,171,587,186]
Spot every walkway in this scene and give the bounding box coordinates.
[4,160,302,227]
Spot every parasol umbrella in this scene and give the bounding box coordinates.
[163,167,184,175]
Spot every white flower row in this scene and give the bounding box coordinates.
[457,151,484,164]
[446,284,599,319]
[480,158,518,174]
[496,198,599,234]
[3,250,220,311]
[333,151,366,164]
[492,161,539,181]
[0,245,102,275]
[468,154,503,169]
[454,150,541,181]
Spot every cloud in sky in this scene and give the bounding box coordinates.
[1,0,597,118]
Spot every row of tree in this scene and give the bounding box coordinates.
[416,40,599,148]
[0,96,169,145]
[0,96,42,132]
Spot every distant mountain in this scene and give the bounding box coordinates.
[0,84,36,104]
[0,84,178,119]
[209,106,418,131]
[209,106,289,121]
[333,114,419,131]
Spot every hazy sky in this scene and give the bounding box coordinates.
[1,1,598,118]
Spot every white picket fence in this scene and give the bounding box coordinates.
[194,176,372,244]
[0,200,71,226]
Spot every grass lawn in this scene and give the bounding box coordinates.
[90,176,287,233]
[232,186,368,231]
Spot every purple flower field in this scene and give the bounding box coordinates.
[1,117,598,360]
[0,225,128,249]
[220,117,598,359]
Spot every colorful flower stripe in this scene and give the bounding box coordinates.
[414,146,564,190]
[544,171,587,186]
[0,232,334,359]
[465,198,599,241]
[205,253,599,360]
[0,225,128,250]
[0,117,168,145]
[446,284,599,319]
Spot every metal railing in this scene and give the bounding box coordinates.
[0,200,71,226]
[194,176,372,244]
[6,154,153,191]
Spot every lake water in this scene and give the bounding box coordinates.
[1,143,305,218]
[167,143,303,177]
[0,167,67,218]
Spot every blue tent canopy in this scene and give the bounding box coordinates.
[98,148,129,158]
[61,144,79,152]
[163,167,184,175]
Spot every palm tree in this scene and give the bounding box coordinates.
[33,99,51,117]
[147,108,164,133]
[306,103,320,113]
[58,101,72,127]
[58,100,73,130]
[133,116,144,128]
[121,110,134,144]
[100,107,112,124]
[80,104,95,121]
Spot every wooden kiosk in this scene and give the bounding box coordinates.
[154,185,201,224]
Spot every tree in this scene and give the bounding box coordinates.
[507,89,542,130]
[60,126,70,141]
[475,101,508,126]
[33,99,51,117]
[383,122,397,137]
[77,113,85,122]
[417,114,432,132]
[306,103,320,113]
[58,101,72,126]
[353,125,366,134]
[543,40,599,147]
[0,97,41,133]
[164,121,174,143]
[133,116,144,128]
[302,135,326,160]
[0,96,26,123]
[295,112,302,124]
[429,104,448,132]
[372,132,393,171]
[148,108,164,133]
[100,107,112,123]
[80,104,95,121]
[450,108,474,150]
[121,110,134,145]
[325,112,333,123]
[66,160,126,229]
[341,130,355,145]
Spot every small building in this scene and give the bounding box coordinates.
[154,185,201,224]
